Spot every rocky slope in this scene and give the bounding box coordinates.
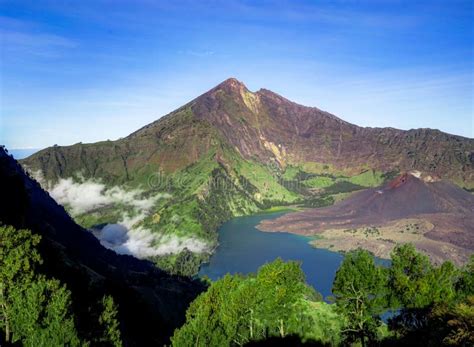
[190,79,473,184]
[19,78,474,272]
[24,78,473,186]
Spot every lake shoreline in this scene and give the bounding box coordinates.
[198,212,347,299]
[257,215,471,266]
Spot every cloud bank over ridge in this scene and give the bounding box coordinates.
[32,172,209,258]
[49,176,163,215]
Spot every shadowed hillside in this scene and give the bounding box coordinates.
[0,146,205,346]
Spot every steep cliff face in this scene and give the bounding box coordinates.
[188,78,473,183]
[0,147,204,345]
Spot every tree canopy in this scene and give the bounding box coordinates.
[1,223,472,346]
[0,225,124,347]
[332,249,388,346]
[0,225,80,346]
[171,258,343,346]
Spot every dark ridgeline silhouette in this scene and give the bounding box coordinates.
[0,146,205,346]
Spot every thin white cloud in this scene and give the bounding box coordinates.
[179,49,215,57]
[0,14,77,58]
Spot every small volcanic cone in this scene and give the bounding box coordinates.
[257,173,474,264]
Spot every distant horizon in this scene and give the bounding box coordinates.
[1,1,473,148]
[6,147,41,160]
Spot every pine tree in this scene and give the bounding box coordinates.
[99,295,123,347]
[0,225,80,346]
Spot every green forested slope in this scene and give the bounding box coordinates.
[19,79,474,274]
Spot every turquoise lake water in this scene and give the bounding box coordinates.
[198,212,346,299]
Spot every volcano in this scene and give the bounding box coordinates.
[258,172,474,265]
[17,78,474,272]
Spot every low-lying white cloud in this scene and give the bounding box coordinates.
[34,171,208,258]
[93,223,209,258]
[47,176,168,215]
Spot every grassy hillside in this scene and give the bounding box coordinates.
[20,134,396,276]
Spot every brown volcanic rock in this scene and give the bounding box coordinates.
[189,78,474,184]
[22,78,474,187]
[257,173,474,263]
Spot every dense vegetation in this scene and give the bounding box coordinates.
[1,223,473,346]
[19,130,395,277]
[171,259,343,346]
[173,245,474,346]
[0,225,122,346]
[140,164,392,276]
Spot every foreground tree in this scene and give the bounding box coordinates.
[386,294,474,346]
[172,259,342,346]
[386,244,472,345]
[1,225,42,343]
[8,276,80,346]
[427,295,474,346]
[456,255,474,299]
[332,249,388,346]
[0,225,80,346]
[388,244,457,308]
[98,295,123,347]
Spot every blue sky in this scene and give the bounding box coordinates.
[1,0,473,149]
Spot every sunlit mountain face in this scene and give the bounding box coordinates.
[2,2,473,345]
[19,78,473,275]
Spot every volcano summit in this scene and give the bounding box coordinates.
[20,78,474,272]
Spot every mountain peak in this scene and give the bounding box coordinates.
[219,77,245,87]
[214,77,248,93]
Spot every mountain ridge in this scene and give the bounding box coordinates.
[18,78,474,273]
[23,78,473,184]
[200,77,471,138]
[190,78,472,182]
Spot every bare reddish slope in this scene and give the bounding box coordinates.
[258,173,474,252]
[22,78,474,186]
[189,79,474,185]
